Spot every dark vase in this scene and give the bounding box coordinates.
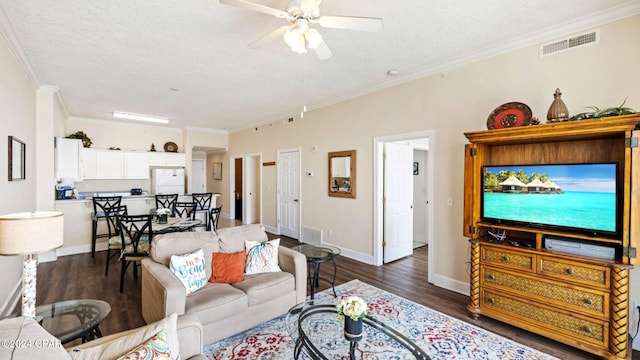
[344,317,363,342]
[158,214,168,224]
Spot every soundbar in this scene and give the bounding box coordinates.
[544,237,615,260]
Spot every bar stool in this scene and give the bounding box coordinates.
[191,193,212,229]
[91,196,122,257]
[208,205,222,232]
[155,194,178,215]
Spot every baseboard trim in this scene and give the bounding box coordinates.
[263,225,278,234]
[323,242,374,265]
[0,279,21,319]
[430,273,470,297]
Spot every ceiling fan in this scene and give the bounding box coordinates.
[219,0,383,59]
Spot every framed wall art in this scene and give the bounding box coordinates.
[8,136,25,181]
[213,162,222,180]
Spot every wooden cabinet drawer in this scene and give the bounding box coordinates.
[481,267,608,318]
[481,290,607,348]
[481,247,534,272]
[538,256,609,289]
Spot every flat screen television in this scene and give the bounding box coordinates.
[481,163,619,237]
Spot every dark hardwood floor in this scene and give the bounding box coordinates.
[32,219,639,359]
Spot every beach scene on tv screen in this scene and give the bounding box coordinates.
[482,164,617,233]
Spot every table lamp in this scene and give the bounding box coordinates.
[0,211,63,317]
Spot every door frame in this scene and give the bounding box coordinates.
[373,130,435,277]
[229,153,263,224]
[244,152,262,224]
[276,147,302,238]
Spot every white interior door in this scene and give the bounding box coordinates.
[278,149,300,239]
[191,159,206,194]
[383,142,414,263]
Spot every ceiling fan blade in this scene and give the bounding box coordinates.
[313,40,333,60]
[248,26,289,49]
[318,16,383,32]
[219,0,289,18]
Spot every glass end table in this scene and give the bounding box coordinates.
[291,244,341,299]
[36,299,111,345]
[286,300,429,360]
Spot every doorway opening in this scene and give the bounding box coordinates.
[373,130,435,282]
[229,153,263,225]
[191,159,206,194]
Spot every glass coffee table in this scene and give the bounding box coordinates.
[291,244,341,299]
[36,299,111,345]
[286,300,429,360]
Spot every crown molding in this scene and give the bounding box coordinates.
[0,5,40,88]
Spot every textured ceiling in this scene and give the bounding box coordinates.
[1,0,639,131]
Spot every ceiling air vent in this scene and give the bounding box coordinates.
[540,29,599,57]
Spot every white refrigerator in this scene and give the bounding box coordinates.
[151,168,185,195]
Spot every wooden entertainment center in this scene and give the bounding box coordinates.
[464,114,639,360]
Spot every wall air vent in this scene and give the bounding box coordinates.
[540,29,599,57]
[302,226,323,245]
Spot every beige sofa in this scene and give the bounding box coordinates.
[141,224,307,344]
[0,313,205,360]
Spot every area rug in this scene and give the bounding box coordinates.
[203,280,558,359]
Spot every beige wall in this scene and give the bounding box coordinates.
[0,32,37,316]
[223,15,640,337]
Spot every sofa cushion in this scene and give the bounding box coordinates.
[210,251,245,283]
[217,224,268,253]
[0,316,71,359]
[151,232,219,280]
[245,238,282,275]
[186,283,247,324]
[231,271,295,306]
[116,329,171,360]
[69,313,179,360]
[170,248,208,295]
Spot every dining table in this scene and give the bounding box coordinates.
[152,217,202,235]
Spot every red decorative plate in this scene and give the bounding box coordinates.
[486,102,533,130]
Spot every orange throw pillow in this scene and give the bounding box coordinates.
[210,251,245,283]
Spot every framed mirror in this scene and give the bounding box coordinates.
[8,136,25,181]
[328,150,356,198]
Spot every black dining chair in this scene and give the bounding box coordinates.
[117,214,153,293]
[91,196,122,257]
[174,201,197,220]
[155,194,178,215]
[208,205,222,232]
[103,205,128,277]
[191,193,212,229]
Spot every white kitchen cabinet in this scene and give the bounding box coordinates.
[148,152,186,167]
[81,149,97,179]
[148,152,166,166]
[124,152,149,179]
[96,150,124,178]
[166,153,185,166]
[55,138,82,181]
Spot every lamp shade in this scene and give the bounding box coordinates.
[0,211,64,255]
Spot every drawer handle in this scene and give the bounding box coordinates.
[566,268,574,275]
[487,298,495,304]
[584,298,593,305]
[584,327,593,334]
[502,256,509,262]
[488,275,496,281]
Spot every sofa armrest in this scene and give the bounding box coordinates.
[278,246,307,303]
[141,258,187,324]
[176,314,204,359]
